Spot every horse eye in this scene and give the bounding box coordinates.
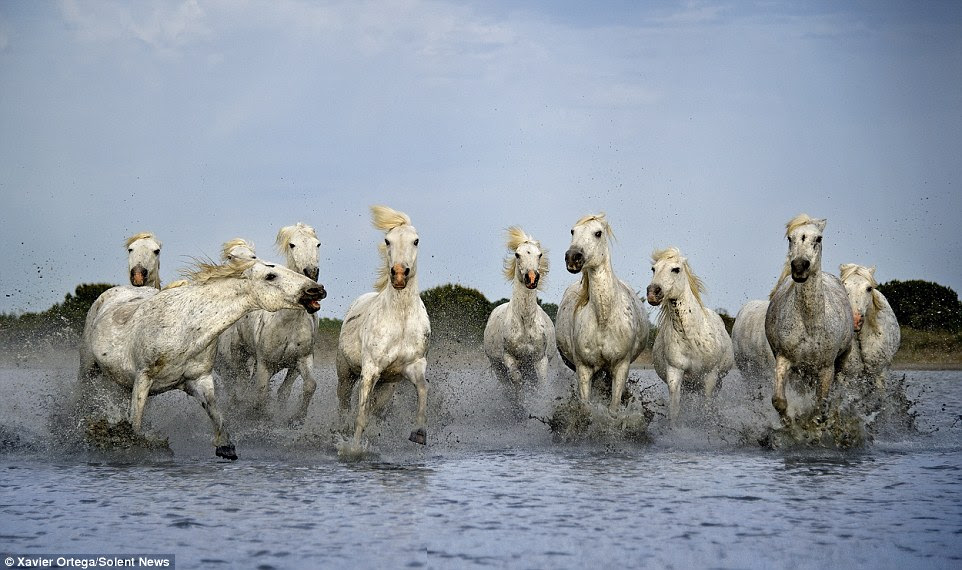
[594,231,602,238]
[414,238,419,246]
[266,273,277,281]
[570,229,574,235]
[153,249,160,255]
[816,236,822,243]
[289,243,296,248]
[515,252,520,259]
[128,248,133,253]
[801,235,806,242]
[538,253,542,259]
[251,255,257,259]
[384,238,390,246]
[651,267,655,273]
[316,243,320,248]
[671,267,680,273]
[866,286,873,292]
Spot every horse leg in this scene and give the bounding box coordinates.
[128,371,153,432]
[503,353,522,385]
[291,355,318,426]
[405,358,428,445]
[183,374,236,460]
[250,359,272,416]
[276,368,301,412]
[772,355,791,422]
[535,355,549,386]
[816,366,835,417]
[608,360,631,414]
[666,366,683,425]
[576,364,594,403]
[352,368,379,446]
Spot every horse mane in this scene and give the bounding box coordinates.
[184,259,257,284]
[371,206,414,291]
[221,238,255,261]
[651,247,706,306]
[573,213,614,310]
[275,222,317,255]
[125,232,160,248]
[840,263,885,325]
[501,226,549,288]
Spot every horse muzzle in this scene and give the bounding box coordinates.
[391,264,410,289]
[565,248,584,273]
[790,258,811,283]
[523,270,540,290]
[853,310,863,332]
[303,266,319,282]
[646,284,663,306]
[130,265,149,287]
[298,285,326,314]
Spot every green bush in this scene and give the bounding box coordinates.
[877,279,962,332]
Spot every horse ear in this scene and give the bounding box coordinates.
[868,265,877,278]
[814,218,827,232]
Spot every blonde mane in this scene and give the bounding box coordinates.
[651,247,706,306]
[840,263,885,325]
[125,232,160,248]
[573,213,614,310]
[184,259,257,284]
[501,226,550,288]
[221,238,256,261]
[371,205,413,291]
[274,222,317,255]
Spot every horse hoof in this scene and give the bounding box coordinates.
[408,428,427,445]
[216,444,238,461]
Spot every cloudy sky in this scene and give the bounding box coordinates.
[1,0,960,322]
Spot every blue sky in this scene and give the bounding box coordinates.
[1,0,960,322]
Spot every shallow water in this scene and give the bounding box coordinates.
[1,350,960,569]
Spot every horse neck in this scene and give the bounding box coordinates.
[510,279,539,323]
[177,280,258,349]
[377,275,421,313]
[662,284,706,336]
[793,267,825,318]
[584,260,618,324]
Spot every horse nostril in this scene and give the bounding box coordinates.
[404,267,410,276]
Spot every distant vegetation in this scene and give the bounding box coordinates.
[878,279,962,332]
[2,279,961,367]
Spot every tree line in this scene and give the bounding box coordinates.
[2,279,960,347]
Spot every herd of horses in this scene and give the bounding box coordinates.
[76,208,901,459]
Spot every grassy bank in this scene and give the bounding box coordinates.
[892,327,962,369]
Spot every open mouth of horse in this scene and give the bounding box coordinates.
[791,274,808,283]
[298,286,326,313]
[524,271,540,289]
[130,266,148,287]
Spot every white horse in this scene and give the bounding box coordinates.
[336,206,431,447]
[126,232,162,288]
[216,224,322,422]
[78,259,326,459]
[221,238,258,263]
[483,227,554,391]
[646,247,733,423]
[732,299,775,384]
[839,264,901,391]
[556,213,649,413]
[766,214,853,421]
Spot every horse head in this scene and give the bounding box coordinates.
[221,238,257,263]
[784,214,826,283]
[277,223,320,281]
[504,227,548,290]
[245,261,326,314]
[565,213,612,274]
[840,263,880,332]
[647,247,704,307]
[125,232,162,288]
[372,206,419,291]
